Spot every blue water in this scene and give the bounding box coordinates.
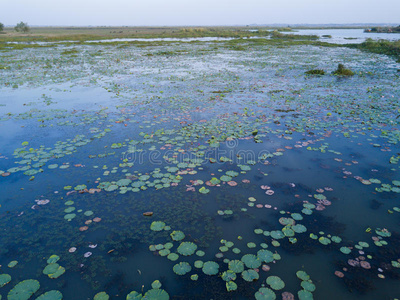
[0,41,400,299]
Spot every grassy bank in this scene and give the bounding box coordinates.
[0,26,274,42]
[347,39,400,62]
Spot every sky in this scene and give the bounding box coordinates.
[1,0,399,26]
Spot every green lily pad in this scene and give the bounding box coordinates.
[340,247,351,254]
[301,281,316,292]
[47,255,60,264]
[36,290,63,300]
[151,280,162,289]
[228,260,244,273]
[0,274,11,287]
[242,269,259,282]
[296,270,310,281]
[226,281,237,292]
[241,254,261,269]
[43,263,60,275]
[202,261,219,275]
[93,292,109,300]
[150,221,166,231]
[170,231,185,241]
[8,261,18,268]
[266,276,285,290]
[292,224,307,233]
[7,279,40,300]
[173,262,191,275]
[64,213,76,220]
[255,287,276,300]
[177,242,197,256]
[191,274,198,281]
[270,231,285,239]
[298,289,314,300]
[167,253,179,261]
[221,270,237,281]
[126,291,143,300]
[143,289,169,300]
[48,266,65,279]
[199,187,210,194]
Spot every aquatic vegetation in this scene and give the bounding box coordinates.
[333,63,354,76]
[36,290,63,300]
[173,262,191,275]
[1,32,400,299]
[202,261,219,275]
[0,273,11,287]
[177,242,197,256]
[305,69,325,75]
[7,279,40,300]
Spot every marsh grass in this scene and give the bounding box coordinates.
[61,48,79,55]
[305,69,325,75]
[333,64,354,76]
[347,39,400,62]
[270,30,318,40]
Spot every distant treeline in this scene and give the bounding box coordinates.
[365,26,400,33]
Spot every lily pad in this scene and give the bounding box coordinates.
[173,262,191,275]
[228,260,244,273]
[177,242,197,256]
[150,221,166,231]
[255,287,276,300]
[257,250,274,263]
[170,231,185,241]
[298,289,314,300]
[266,276,285,290]
[0,274,11,287]
[226,281,237,292]
[296,270,310,281]
[126,291,143,300]
[202,261,219,275]
[242,269,259,282]
[221,270,237,281]
[241,254,261,269]
[93,292,109,300]
[143,289,169,300]
[36,290,63,300]
[301,281,316,292]
[7,279,40,300]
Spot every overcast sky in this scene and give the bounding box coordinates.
[1,0,399,26]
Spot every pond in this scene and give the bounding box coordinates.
[287,28,400,44]
[0,40,400,300]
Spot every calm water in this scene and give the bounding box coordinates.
[0,40,400,300]
[288,28,400,44]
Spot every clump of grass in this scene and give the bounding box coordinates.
[305,69,325,75]
[270,30,318,40]
[333,64,354,76]
[61,48,79,55]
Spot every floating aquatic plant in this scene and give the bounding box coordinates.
[36,290,63,300]
[266,276,285,290]
[173,262,191,275]
[242,269,259,282]
[7,279,40,300]
[170,230,185,241]
[0,274,11,287]
[202,261,219,275]
[228,260,244,273]
[150,221,166,231]
[93,292,109,300]
[241,254,261,269]
[177,242,197,256]
[255,287,276,300]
